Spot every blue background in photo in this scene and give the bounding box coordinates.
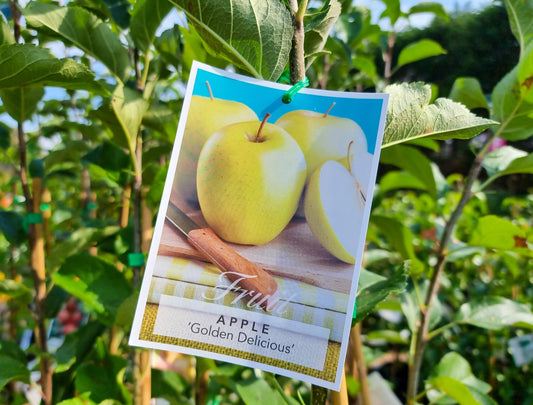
[191,68,385,153]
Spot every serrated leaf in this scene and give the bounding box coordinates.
[353,262,408,324]
[0,340,30,388]
[23,2,131,83]
[383,82,498,148]
[449,77,489,111]
[396,39,446,68]
[130,0,173,53]
[304,0,341,67]
[491,66,533,141]
[53,253,132,325]
[155,25,182,68]
[169,0,293,81]
[503,0,533,55]
[0,210,26,245]
[0,43,103,94]
[456,296,533,330]
[468,215,531,254]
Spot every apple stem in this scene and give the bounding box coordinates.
[205,81,214,100]
[255,113,271,142]
[324,102,336,117]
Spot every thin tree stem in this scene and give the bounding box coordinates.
[406,133,496,402]
[288,0,308,84]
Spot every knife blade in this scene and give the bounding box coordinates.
[165,201,279,309]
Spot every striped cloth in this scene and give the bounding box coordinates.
[148,255,350,342]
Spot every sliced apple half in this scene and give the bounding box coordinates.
[304,160,366,264]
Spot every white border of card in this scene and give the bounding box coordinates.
[129,61,389,391]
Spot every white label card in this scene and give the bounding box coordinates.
[129,61,389,390]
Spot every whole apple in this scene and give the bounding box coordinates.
[275,103,367,183]
[175,84,258,205]
[197,115,306,245]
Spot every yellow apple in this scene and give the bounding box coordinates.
[275,104,367,183]
[197,115,306,245]
[175,89,258,204]
[304,158,367,264]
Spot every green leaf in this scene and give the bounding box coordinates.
[0,340,30,389]
[47,226,120,272]
[168,0,293,81]
[380,145,437,198]
[380,0,402,26]
[396,39,446,68]
[353,262,408,324]
[0,12,15,45]
[427,376,481,405]
[383,82,498,148]
[426,352,491,404]
[0,87,45,122]
[55,321,107,373]
[23,2,131,83]
[468,215,531,254]
[142,104,179,141]
[407,2,449,21]
[449,77,489,111]
[491,65,533,140]
[456,296,533,330]
[155,25,182,68]
[130,0,173,53]
[82,141,131,173]
[0,210,26,245]
[0,44,104,93]
[400,280,442,333]
[304,0,341,67]
[0,280,32,304]
[379,171,427,194]
[503,0,533,55]
[482,146,533,177]
[151,369,190,405]
[110,84,149,156]
[371,215,417,260]
[236,377,294,405]
[75,341,129,403]
[52,253,132,325]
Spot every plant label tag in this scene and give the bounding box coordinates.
[129,61,388,390]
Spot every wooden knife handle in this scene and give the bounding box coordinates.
[187,228,278,298]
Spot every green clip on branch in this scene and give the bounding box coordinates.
[22,212,43,232]
[128,252,145,267]
[282,77,309,104]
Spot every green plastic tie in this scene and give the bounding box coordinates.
[87,202,97,210]
[282,77,309,104]
[22,212,43,232]
[128,252,145,267]
[40,203,51,211]
[352,298,357,319]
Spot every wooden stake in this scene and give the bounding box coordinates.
[331,369,349,405]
